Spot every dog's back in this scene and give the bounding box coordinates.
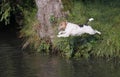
[78,18,94,27]
[79,24,84,27]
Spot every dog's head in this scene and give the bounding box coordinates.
[58,21,67,30]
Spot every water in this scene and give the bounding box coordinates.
[0,33,120,77]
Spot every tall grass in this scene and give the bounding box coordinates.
[20,0,120,58]
[55,0,120,58]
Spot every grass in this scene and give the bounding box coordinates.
[19,8,52,54]
[20,0,120,58]
[19,9,40,49]
[86,1,120,58]
[55,0,120,58]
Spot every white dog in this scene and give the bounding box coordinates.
[57,18,101,37]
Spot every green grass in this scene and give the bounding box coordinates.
[68,0,120,57]
[20,8,52,53]
[20,0,120,58]
[20,9,40,49]
[55,0,120,58]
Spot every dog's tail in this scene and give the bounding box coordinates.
[85,18,94,25]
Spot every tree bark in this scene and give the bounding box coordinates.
[35,0,65,41]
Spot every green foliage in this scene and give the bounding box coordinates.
[55,35,101,58]
[20,7,51,53]
[0,0,11,24]
[0,0,36,25]
[49,15,57,24]
[55,0,120,58]
[2,0,120,58]
[37,40,51,53]
[61,0,73,12]
[54,37,72,58]
[20,8,39,49]
[20,0,120,58]
[0,0,45,52]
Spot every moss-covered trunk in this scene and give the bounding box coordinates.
[35,0,65,41]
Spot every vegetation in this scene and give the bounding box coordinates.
[60,0,120,58]
[1,0,120,59]
[55,0,120,58]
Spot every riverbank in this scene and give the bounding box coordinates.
[53,0,120,58]
[20,0,120,58]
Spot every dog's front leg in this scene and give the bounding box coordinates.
[57,33,70,37]
[58,31,66,35]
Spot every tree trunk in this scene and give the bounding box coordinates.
[35,0,65,41]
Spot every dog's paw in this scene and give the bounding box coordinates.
[58,32,63,35]
[58,32,62,35]
[57,35,61,37]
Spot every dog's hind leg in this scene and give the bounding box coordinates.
[86,29,101,35]
[95,30,101,35]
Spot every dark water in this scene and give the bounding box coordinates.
[0,33,120,77]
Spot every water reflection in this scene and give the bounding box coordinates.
[0,34,120,77]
